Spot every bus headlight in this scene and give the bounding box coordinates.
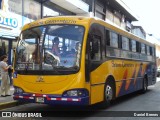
[14,87,24,94]
[62,89,89,97]
[67,90,79,97]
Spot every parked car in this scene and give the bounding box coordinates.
[157,67,160,77]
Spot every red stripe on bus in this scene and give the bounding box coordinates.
[67,98,73,101]
[23,96,30,99]
[46,97,51,100]
[56,98,61,101]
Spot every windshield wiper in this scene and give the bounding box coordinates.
[56,66,79,71]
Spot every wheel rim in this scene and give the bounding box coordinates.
[105,85,113,101]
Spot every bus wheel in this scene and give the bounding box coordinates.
[104,84,113,103]
[97,81,115,109]
[103,82,114,107]
[142,77,148,93]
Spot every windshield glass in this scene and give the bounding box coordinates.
[15,25,84,74]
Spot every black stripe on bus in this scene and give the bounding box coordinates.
[91,82,105,86]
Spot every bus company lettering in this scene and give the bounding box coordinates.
[0,17,18,28]
[45,20,76,24]
[28,20,76,28]
[112,61,134,67]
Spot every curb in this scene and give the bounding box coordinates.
[0,101,27,110]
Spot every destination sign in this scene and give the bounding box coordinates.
[28,19,76,28]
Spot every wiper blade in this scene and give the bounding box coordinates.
[56,66,79,71]
[52,67,59,74]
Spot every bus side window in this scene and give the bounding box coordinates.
[131,40,136,52]
[149,47,152,55]
[110,32,118,48]
[151,47,155,56]
[106,30,110,46]
[122,36,129,50]
[107,32,118,57]
[90,35,101,61]
[141,43,146,54]
[136,41,140,53]
[146,46,150,55]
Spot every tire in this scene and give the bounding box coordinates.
[104,83,114,104]
[141,77,148,93]
[98,81,115,108]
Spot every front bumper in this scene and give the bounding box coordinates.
[13,93,89,106]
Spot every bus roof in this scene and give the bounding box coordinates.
[22,16,154,47]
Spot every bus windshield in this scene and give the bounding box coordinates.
[15,25,84,74]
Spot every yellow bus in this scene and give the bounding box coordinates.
[13,16,156,106]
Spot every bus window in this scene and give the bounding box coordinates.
[15,27,41,70]
[106,30,110,46]
[122,36,129,50]
[136,41,140,53]
[15,25,85,71]
[43,25,84,69]
[121,36,130,58]
[131,40,136,52]
[110,32,118,48]
[152,47,155,56]
[149,47,152,55]
[146,46,150,55]
[141,43,146,54]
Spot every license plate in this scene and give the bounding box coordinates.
[36,97,44,103]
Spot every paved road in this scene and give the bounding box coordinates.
[1,79,160,120]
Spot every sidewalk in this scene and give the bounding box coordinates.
[0,86,20,110]
[0,86,14,103]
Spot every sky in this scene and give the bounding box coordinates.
[122,0,160,38]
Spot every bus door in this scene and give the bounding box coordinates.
[87,34,105,104]
[86,24,105,104]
